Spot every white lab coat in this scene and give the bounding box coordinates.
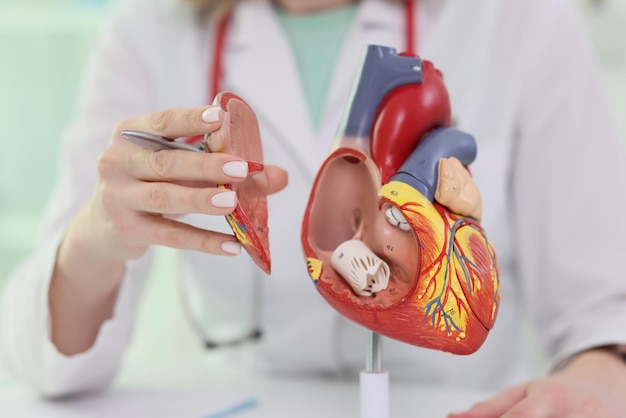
[2,0,626,398]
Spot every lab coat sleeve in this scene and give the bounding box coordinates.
[0,0,161,397]
[0,237,152,398]
[513,0,626,370]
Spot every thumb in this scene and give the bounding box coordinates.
[265,165,288,195]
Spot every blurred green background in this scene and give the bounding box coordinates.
[0,0,625,384]
[0,0,108,283]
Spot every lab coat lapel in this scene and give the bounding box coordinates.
[225,0,318,174]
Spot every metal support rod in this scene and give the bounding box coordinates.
[366,331,383,373]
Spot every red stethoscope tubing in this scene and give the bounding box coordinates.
[211,13,231,103]
[210,0,417,100]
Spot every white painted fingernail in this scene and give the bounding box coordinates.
[202,107,221,123]
[221,241,241,255]
[222,161,248,178]
[211,191,236,208]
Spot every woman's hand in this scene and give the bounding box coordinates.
[80,105,287,261]
[448,348,626,418]
[49,106,288,355]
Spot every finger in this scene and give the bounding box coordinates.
[126,149,251,183]
[140,214,241,255]
[264,165,289,195]
[124,182,238,215]
[120,106,223,139]
[448,383,528,418]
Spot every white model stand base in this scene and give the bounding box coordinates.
[360,331,389,418]
[360,370,390,418]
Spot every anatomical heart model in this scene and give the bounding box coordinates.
[301,45,501,354]
[207,92,271,274]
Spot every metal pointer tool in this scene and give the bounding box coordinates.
[119,130,205,153]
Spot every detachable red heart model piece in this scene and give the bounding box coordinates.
[205,92,271,274]
[301,45,500,354]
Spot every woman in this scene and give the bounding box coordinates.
[2,0,626,416]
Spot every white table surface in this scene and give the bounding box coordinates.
[0,359,494,418]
